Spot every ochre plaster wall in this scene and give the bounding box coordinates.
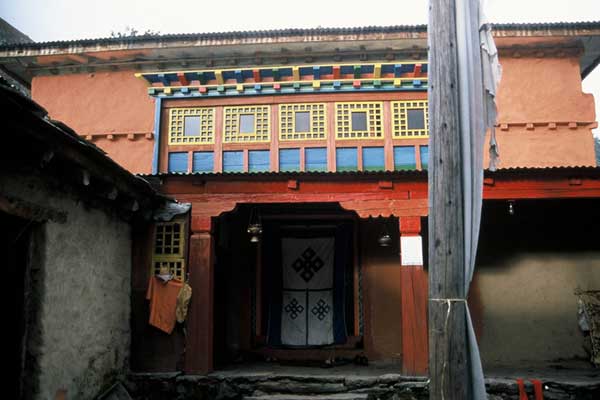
[31,71,155,173]
[473,199,600,367]
[491,55,597,168]
[360,219,403,363]
[474,252,600,367]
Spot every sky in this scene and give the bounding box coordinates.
[1,0,599,133]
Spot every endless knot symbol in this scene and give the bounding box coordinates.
[291,247,325,282]
[311,299,330,321]
[284,298,304,320]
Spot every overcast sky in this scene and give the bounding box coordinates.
[1,0,599,133]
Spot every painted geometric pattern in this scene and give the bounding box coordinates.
[279,103,327,141]
[152,221,185,281]
[223,105,270,143]
[292,247,325,282]
[284,298,305,320]
[311,298,331,321]
[392,100,429,138]
[168,107,215,145]
[335,102,383,140]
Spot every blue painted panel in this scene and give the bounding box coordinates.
[279,148,300,172]
[279,67,293,78]
[223,151,244,172]
[312,66,321,79]
[152,97,162,174]
[336,148,358,172]
[420,145,429,169]
[184,72,197,82]
[361,65,374,74]
[393,146,416,170]
[192,151,214,173]
[305,147,327,172]
[320,66,333,75]
[362,147,385,171]
[340,65,354,75]
[222,70,236,81]
[382,64,395,74]
[249,150,270,172]
[299,66,313,77]
[421,64,428,73]
[168,152,188,173]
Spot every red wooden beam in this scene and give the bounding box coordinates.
[177,72,189,86]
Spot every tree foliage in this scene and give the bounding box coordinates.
[110,26,160,38]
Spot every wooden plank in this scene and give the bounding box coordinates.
[428,0,469,398]
[185,225,215,374]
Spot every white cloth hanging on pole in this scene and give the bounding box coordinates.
[454,0,501,398]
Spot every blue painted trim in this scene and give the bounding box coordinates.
[168,152,188,173]
[336,148,358,172]
[151,97,162,174]
[420,145,429,170]
[393,146,417,171]
[279,148,300,172]
[249,150,270,172]
[223,150,244,172]
[305,147,327,172]
[148,82,427,99]
[362,146,385,171]
[192,151,214,173]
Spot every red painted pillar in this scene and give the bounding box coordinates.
[399,216,428,375]
[185,216,214,374]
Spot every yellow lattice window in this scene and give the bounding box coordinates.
[168,108,215,145]
[279,103,327,141]
[152,220,186,281]
[223,105,270,143]
[392,100,429,138]
[335,102,383,140]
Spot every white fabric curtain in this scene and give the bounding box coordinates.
[454,0,500,398]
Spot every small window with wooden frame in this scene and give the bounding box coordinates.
[392,100,429,138]
[152,219,186,281]
[335,102,383,140]
[223,105,271,143]
[279,103,327,141]
[168,107,215,145]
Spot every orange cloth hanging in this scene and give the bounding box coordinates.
[146,276,183,334]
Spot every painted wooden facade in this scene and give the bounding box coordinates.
[1,22,599,377]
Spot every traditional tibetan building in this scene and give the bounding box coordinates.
[2,21,600,389]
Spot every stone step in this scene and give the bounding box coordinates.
[244,394,371,400]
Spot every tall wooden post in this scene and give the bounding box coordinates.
[428,0,469,398]
[185,216,215,374]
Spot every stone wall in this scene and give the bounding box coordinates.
[2,172,132,399]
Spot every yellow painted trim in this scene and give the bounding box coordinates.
[138,60,429,80]
[151,219,187,281]
[391,100,429,139]
[334,101,384,140]
[279,103,327,141]
[222,105,272,143]
[150,77,426,90]
[168,107,216,145]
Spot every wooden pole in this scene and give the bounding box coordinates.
[428,0,469,398]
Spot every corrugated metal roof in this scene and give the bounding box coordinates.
[138,170,427,179]
[1,21,598,50]
[0,17,33,46]
[137,166,600,180]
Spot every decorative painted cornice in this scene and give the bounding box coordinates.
[496,121,598,131]
[137,62,428,98]
[80,132,154,141]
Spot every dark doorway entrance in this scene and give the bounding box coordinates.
[2,211,33,400]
